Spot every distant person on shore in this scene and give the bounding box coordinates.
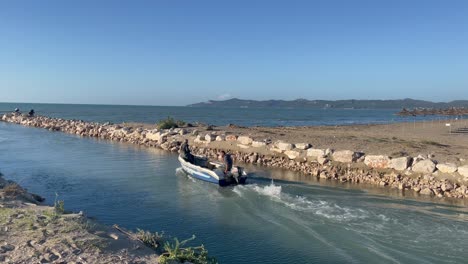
[28,109,35,117]
[14,108,20,113]
[220,151,233,175]
[179,139,194,163]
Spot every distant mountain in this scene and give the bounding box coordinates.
[187,98,468,109]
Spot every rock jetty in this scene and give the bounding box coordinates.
[2,112,468,200]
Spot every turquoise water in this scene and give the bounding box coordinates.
[1,122,467,263]
[0,102,454,127]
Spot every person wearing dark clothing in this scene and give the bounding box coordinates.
[179,139,194,163]
[14,108,20,113]
[220,151,233,174]
[28,109,35,117]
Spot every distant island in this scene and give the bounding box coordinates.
[188,98,468,109]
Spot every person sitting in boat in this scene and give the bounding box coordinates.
[28,109,35,117]
[179,139,194,163]
[220,151,233,175]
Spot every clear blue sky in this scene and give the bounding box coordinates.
[1,0,467,106]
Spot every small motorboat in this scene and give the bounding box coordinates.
[178,155,247,186]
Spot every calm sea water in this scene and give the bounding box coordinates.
[1,122,467,264]
[0,102,454,127]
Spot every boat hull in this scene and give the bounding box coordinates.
[178,156,247,186]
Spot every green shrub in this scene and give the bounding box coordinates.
[159,235,217,264]
[54,193,65,216]
[136,229,165,249]
[157,117,185,129]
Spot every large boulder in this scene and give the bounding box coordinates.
[364,155,391,169]
[145,131,163,141]
[284,150,301,160]
[270,147,284,153]
[295,143,311,150]
[458,165,468,178]
[389,157,412,171]
[252,141,267,147]
[276,141,295,151]
[194,135,204,143]
[420,188,434,196]
[225,135,237,141]
[332,150,362,163]
[205,134,215,142]
[436,163,458,174]
[307,148,325,158]
[412,159,436,173]
[216,135,225,141]
[237,136,253,145]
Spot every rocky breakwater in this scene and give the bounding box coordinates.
[2,112,468,200]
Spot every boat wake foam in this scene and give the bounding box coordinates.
[234,181,372,223]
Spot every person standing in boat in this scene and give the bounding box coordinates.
[179,139,194,163]
[220,151,233,175]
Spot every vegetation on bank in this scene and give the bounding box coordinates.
[157,116,186,129]
[136,229,217,264]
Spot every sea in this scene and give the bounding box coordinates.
[1,102,467,264]
[0,102,457,127]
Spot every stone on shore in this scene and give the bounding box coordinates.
[237,144,250,149]
[252,140,267,147]
[317,156,329,165]
[332,150,361,163]
[295,143,311,150]
[441,182,454,192]
[364,155,391,169]
[436,163,458,174]
[420,188,434,196]
[284,150,301,160]
[145,131,165,142]
[275,141,295,151]
[215,135,225,141]
[205,134,215,142]
[307,148,325,158]
[237,136,253,145]
[225,135,237,141]
[412,159,436,173]
[194,135,204,143]
[457,165,468,177]
[270,147,284,153]
[389,156,412,171]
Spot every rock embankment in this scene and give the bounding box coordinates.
[2,113,468,200]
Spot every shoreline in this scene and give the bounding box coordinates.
[0,173,160,263]
[0,172,218,263]
[2,112,468,201]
